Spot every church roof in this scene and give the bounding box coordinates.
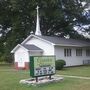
[22,44,43,51]
[11,35,90,53]
[37,35,90,47]
[11,44,43,53]
[21,34,90,47]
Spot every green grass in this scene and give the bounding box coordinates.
[0,65,90,90]
[57,66,90,77]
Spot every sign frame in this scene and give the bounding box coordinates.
[30,56,56,78]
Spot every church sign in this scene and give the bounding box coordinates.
[30,56,56,78]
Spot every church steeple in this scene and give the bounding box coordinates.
[35,6,42,36]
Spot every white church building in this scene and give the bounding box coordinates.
[11,6,90,70]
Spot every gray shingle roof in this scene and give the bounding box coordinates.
[22,44,43,51]
[37,35,90,47]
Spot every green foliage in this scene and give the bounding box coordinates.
[56,59,66,70]
[0,0,90,63]
[0,54,13,63]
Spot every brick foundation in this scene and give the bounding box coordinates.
[14,62,29,70]
[25,62,29,70]
[14,62,18,70]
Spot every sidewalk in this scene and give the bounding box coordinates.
[56,75,90,80]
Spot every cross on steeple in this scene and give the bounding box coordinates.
[36,5,39,11]
[35,6,42,36]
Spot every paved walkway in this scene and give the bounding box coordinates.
[58,75,90,80]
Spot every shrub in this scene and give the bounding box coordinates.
[56,59,66,70]
[0,54,13,63]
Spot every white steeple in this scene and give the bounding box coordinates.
[35,6,42,36]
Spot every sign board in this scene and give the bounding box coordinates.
[30,56,56,77]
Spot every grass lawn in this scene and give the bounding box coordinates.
[57,65,90,77]
[0,65,90,90]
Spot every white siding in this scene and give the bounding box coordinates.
[29,51,42,62]
[14,47,29,67]
[26,37,54,55]
[29,51,42,56]
[54,46,90,66]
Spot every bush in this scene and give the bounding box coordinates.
[56,59,66,70]
[0,54,13,63]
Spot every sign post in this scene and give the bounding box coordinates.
[30,56,56,82]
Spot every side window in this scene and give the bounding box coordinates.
[86,49,90,56]
[64,49,71,57]
[76,49,82,56]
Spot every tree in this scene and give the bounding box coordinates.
[0,0,90,62]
